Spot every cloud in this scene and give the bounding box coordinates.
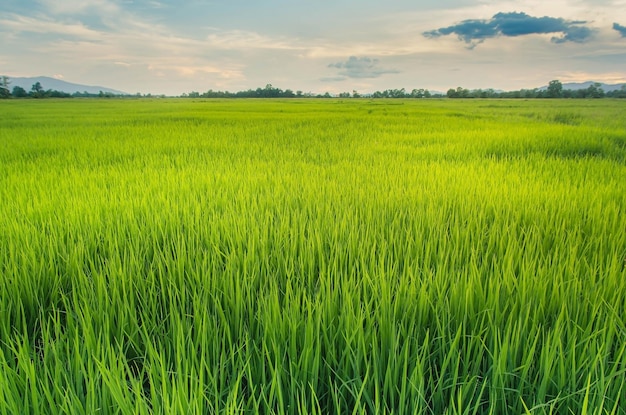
[320,76,347,82]
[35,0,120,15]
[0,13,102,39]
[424,12,594,47]
[205,30,302,51]
[614,23,626,37]
[327,56,399,79]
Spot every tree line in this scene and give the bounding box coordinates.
[1,79,72,98]
[177,80,626,99]
[0,79,129,99]
[182,85,441,99]
[445,80,626,99]
[2,76,625,99]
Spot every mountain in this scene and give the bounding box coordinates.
[9,76,128,95]
[539,81,625,92]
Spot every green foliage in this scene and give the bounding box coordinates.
[179,80,625,99]
[546,80,563,98]
[11,86,28,98]
[0,99,625,414]
[0,76,10,98]
[30,81,44,98]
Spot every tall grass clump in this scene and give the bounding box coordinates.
[0,98,625,414]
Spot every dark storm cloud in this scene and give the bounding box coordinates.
[614,23,626,37]
[424,12,594,46]
[327,56,400,79]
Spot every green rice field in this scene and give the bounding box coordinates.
[1,98,625,414]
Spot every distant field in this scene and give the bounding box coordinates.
[1,98,625,414]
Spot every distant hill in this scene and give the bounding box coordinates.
[9,76,128,95]
[539,81,625,92]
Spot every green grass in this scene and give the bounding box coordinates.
[1,98,625,414]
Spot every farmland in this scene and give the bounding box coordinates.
[1,98,625,414]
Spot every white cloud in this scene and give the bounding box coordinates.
[558,71,626,83]
[205,30,303,51]
[0,13,102,39]
[36,0,120,15]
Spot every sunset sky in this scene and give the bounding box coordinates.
[1,0,625,95]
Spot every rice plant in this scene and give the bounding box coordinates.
[0,98,625,414]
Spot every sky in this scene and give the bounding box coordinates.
[1,0,625,96]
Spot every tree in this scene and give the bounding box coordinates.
[586,82,604,98]
[411,88,425,98]
[546,80,563,98]
[31,82,44,98]
[0,76,10,98]
[447,87,469,98]
[48,89,71,98]
[12,86,28,98]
